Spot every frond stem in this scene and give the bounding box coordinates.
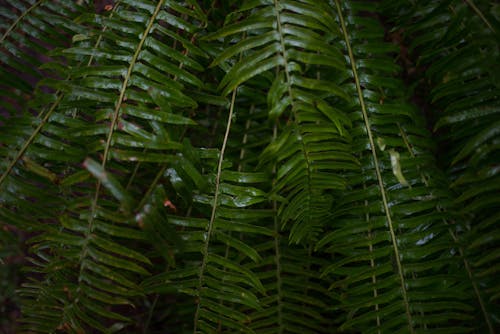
[74,0,166,319]
[137,165,168,210]
[0,0,43,44]
[83,0,165,247]
[144,293,160,334]
[101,0,165,169]
[193,88,238,333]
[334,1,414,332]
[464,0,495,34]
[272,123,284,333]
[452,234,495,333]
[364,180,381,332]
[273,0,314,233]
[0,93,63,187]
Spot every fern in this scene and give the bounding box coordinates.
[383,0,500,331]
[0,0,498,333]
[2,0,209,331]
[207,0,357,245]
[311,1,474,332]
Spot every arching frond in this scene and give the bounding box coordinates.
[206,0,357,245]
[383,0,500,330]
[314,1,474,332]
[0,0,87,117]
[2,1,210,331]
[0,1,498,333]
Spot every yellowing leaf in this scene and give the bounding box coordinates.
[388,149,409,187]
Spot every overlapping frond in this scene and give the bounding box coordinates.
[245,236,334,334]
[382,0,500,330]
[206,0,358,245]
[0,0,87,117]
[197,2,359,332]
[314,1,474,332]
[0,0,88,266]
[142,150,273,332]
[1,0,211,331]
[1,0,498,333]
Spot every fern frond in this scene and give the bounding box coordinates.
[2,1,498,332]
[246,232,334,334]
[0,0,88,235]
[207,0,357,245]
[142,166,272,332]
[382,0,500,330]
[0,0,87,117]
[2,1,211,331]
[314,1,474,332]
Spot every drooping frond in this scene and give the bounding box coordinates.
[382,0,500,330]
[315,1,474,332]
[139,45,273,331]
[1,0,498,333]
[0,0,87,117]
[141,142,273,333]
[0,0,89,266]
[246,232,334,334]
[205,0,358,245]
[1,1,211,332]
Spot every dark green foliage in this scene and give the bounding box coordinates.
[0,0,498,333]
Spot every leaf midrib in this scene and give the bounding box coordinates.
[0,0,44,44]
[334,1,414,332]
[71,1,167,329]
[273,0,314,240]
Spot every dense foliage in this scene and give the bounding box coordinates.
[0,0,498,333]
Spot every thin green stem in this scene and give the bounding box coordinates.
[335,1,414,332]
[101,0,166,169]
[0,0,43,44]
[464,0,495,34]
[271,123,284,333]
[144,294,160,334]
[364,182,381,332]
[0,93,63,188]
[193,88,238,333]
[272,0,314,236]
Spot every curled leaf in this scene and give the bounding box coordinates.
[388,149,409,187]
